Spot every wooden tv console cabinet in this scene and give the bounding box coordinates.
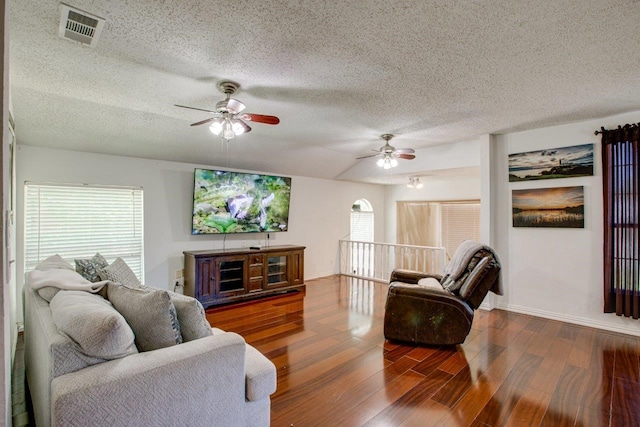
[183,245,305,308]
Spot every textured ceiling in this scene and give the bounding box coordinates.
[9,0,640,183]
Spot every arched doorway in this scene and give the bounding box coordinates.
[350,199,374,242]
[350,199,374,276]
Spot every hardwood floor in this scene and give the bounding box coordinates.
[206,275,640,427]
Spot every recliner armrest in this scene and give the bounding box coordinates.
[387,282,469,310]
[389,269,443,284]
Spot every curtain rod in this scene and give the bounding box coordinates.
[594,122,640,135]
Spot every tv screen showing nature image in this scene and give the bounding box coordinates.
[192,168,291,234]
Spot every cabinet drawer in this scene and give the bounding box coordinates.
[249,254,264,265]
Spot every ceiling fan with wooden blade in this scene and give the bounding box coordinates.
[357,134,415,168]
[175,80,279,139]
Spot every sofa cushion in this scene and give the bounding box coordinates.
[49,290,138,359]
[164,290,212,342]
[35,254,74,271]
[99,257,142,288]
[107,283,183,351]
[75,253,109,282]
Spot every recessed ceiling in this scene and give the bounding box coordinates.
[9,1,640,183]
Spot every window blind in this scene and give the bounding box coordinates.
[350,211,374,242]
[441,203,481,259]
[24,183,144,280]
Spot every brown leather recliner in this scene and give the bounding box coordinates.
[383,241,502,346]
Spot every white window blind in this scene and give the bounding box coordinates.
[350,211,374,242]
[24,183,144,280]
[441,203,481,260]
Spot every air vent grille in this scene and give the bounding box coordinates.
[59,3,105,48]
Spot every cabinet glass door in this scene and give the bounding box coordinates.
[267,255,288,287]
[218,259,245,293]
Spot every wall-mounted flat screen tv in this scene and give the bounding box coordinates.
[192,168,292,234]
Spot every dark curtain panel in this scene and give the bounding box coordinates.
[601,123,640,318]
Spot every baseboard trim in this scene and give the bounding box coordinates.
[497,303,640,337]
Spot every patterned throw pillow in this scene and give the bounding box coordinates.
[99,257,142,288]
[107,283,182,352]
[75,253,109,282]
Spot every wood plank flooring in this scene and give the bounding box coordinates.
[206,275,640,427]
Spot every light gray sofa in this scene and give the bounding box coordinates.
[24,285,277,427]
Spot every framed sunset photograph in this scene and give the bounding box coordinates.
[512,186,584,228]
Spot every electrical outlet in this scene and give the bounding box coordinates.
[174,277,184,294]
[175,269,182,279]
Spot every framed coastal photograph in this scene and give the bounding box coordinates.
[512,186,584,228]
[508,143,593,182]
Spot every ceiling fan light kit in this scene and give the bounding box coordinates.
[377,157,398,169]
[176,80,280,141]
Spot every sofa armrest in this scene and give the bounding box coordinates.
[245,344,277,401]
[389,269,442,284]
[51,333,249,427]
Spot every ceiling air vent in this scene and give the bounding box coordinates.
[58,3,105,48]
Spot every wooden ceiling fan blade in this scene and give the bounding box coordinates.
[395,148,415,154]
[175,104,218,114]
[396,153,416,160]
[190,117,216,126]
[241,113,280,125]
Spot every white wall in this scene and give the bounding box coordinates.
[493,110,640,337]
[16,145,385,317]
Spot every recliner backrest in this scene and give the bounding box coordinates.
[458,252,500,309]
[440,248,500,309]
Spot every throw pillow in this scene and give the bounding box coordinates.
[75,253,109,282]
[35,254,74,271]
[164,290,212,342]
[50,290,138,359]
[107,283,183,351]
[99,257,142,288]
